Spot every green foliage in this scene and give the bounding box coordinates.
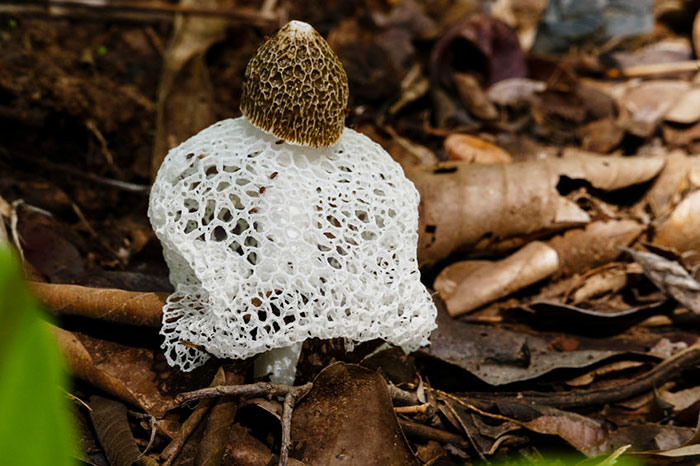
[484,452,642,466]
[0,244,78,466]
[96,45,108,56]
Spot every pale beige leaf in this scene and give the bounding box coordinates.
[654,190,700,252]
[435,241,558,316]
[444,133,512,164]
[408,154,663,266]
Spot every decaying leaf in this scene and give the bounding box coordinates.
[291,362,419,465]
[568,267,629,304]
[565,360,645,387]
[451,72,499,120]
[666,87,700,124]
[548,220,644,277]
[435,241,558,316]
[53,326,212,417]
[618,80,689,138]
[89,396,142,466]
[622,247,700,314]
[408,154,664,266]
[578,117,625,153]
[496,400,610,457]
[486,77,545,106]
[645,150,695,219]
[424,306,638,385]
[444,133,512,163]
[30,282,165,327]
[654,190,700,253]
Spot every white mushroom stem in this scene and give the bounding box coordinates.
[254,342,304,385]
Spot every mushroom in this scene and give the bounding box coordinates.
[148,20,437,384]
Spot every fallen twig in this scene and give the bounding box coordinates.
[0,0,280,27]
[398,419,469,448]
[608,60,700,78]
[161,369,227,466]
[176,382,312,405]
[394,403,431,414]
[177,382,312,466]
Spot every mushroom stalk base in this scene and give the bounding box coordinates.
[254,342,303,385]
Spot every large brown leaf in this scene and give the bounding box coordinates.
[291,362,419,466]
[408,153,664,266]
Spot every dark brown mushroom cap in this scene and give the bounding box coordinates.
[240,21,349,148]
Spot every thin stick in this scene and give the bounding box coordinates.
[279,391,296,466]
[394,403,431,414]
[161,369,227,465]
[0,147,149,194]
[177,382,311,466]
[0,0,279,26]
[398,419,468,448]
[85,119,123,179]
[176,382,312,405]
[608,60,700,78]
[10,200,24,263]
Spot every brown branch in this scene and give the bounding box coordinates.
[176,382,312,406]
[279,391,296,466]
[177,382,312,466]
[460,342,700,410]
[31,282,166,327]
[608,60,700,78]
[398,420,469,449]
[0,0,280,27]
[160,369,227,466]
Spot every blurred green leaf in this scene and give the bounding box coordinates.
[0,244,78,466]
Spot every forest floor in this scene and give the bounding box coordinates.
[3,1,700,465]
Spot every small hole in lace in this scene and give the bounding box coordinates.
[184,220,198,234]
[212,226,227,241]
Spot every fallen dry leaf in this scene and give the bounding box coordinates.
[486,77,545,106]
[548,219,644,277]
[408,153,664,266]
[568,267,629,304]
[451,72,499,120]
[31,282,165,327]
[435,241,558,316]
[424,306,637,386]
[89,396,142,466]
[291,362,418,465]
[53,326,213,418]
[622,247,700,314]
[496,400,610,457]
[565,360,645,387]
[577,117,625,153]
[645,150,694,219]
[665,87,700,124]
[654,190,700,253]
[618,80,690,138]
[444,133,512,163]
